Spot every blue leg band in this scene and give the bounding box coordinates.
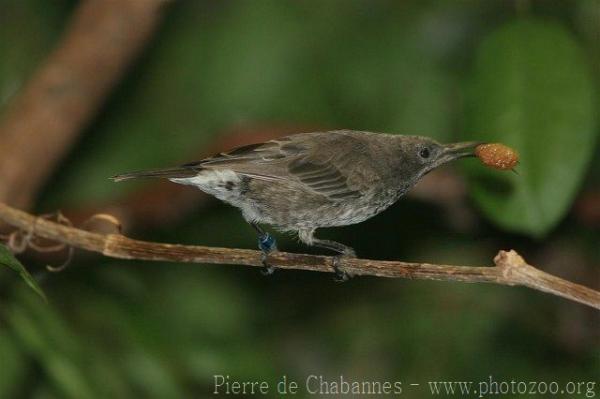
[258,233,276,253]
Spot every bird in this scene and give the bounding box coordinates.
[112,130,480,280]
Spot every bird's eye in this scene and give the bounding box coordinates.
[419,147,430,159]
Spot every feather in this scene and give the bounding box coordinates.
[111,167,198,182]
[113,131,367,200]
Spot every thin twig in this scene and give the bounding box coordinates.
[0,202,598,310]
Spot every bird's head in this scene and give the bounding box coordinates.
[394,135,481,181]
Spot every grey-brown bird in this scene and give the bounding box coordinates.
[112,130,479,279]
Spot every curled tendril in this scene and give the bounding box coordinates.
[46,245,74,272]
[7,229,32,253]
[1,211,124,273]
[82,213,123,234]
[45,212,123,272]
[0,211,75,272]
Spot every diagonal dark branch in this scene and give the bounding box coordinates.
[0,0,171,209]
[0,202,598,310]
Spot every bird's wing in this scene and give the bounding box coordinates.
[185,140,293,181]
[285,152,363,200]
[191,132,366,200]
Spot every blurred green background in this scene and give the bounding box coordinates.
[0,0,598,398]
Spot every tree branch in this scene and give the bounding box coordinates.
[0,0,170,209]
[0,202,598,310]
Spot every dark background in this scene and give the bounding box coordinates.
[0,1,598,398]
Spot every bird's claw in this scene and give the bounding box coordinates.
[332,253,354,282]
[260,251,275,275]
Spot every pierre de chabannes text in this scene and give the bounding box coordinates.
[213,375,597,397]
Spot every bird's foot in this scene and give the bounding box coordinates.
[260,253,275,275]
[258,233,277,276]
[332,249,356,283]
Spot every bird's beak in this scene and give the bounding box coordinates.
[441,141,482,161]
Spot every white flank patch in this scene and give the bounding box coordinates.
[170,169,263,223]
[170,169,240,188]
[170,169,243,203]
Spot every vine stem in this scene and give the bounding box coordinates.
[0,202,598,310]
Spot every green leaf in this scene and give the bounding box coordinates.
[464,19,597,236]
[0,244,47,301]
[0,331,28,399]
[8,295,96,399]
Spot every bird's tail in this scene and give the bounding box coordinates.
[111,167,199,182]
